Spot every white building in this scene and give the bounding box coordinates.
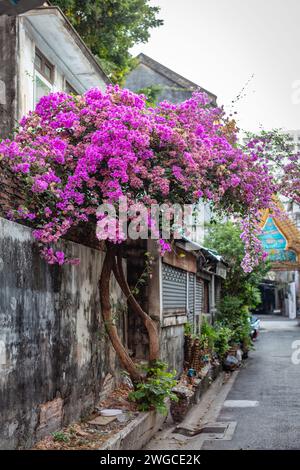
[0,4,109,139]
[286,129,300,154]
[281,130,300,229]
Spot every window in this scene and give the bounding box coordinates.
[34,49,54,83]
[35,74,51,105]
[34,49,54,106]
[65,81,78,95]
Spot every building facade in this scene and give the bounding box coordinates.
[0,5,122,449]
[259,208,300,318]
[125,54,224,357]
[0,14,225,447]
[127,239,227,374]
[125,53,217,105]
[0,4,109,139]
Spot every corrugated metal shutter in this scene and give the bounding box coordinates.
[195,277,203,315]
[188,273,195,324]
[215,278,221,308]
[203,280,209,314]
[162,263,187,314]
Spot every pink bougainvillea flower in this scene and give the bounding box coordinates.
[0,85,277,270]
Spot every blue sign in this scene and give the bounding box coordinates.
[260,216,297,263]
[268,250,297,262]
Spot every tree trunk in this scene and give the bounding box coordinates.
[113,252,160,363]
[99,244,142,383]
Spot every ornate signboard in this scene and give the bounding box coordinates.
[260,217,297,263]
[260,210,300,270]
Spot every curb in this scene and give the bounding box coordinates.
[100,406,169,450]
[100,364,224,450]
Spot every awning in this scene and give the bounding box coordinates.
[180,236,226,262]
[177,236,227,278]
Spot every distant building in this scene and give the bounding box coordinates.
[126,53,224,345]
[286,129,300,154]
[125,53,217,105]
[259,205,300,318]
[126,53,217,247]
[0,4,109,139]
[281,130,300,229]
[284,199,300,230]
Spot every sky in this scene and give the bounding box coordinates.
[131,0,300,133]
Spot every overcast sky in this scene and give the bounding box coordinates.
[131,0,300,133]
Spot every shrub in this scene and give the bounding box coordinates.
[184,322,193,336]
[200,319,217,351]
[52,431,70,443]
[218,296,252,346]
[128,361,178,415]
[213,323,232,357]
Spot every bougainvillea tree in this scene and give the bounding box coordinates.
[243,129,300,206]
[0,86,276,381]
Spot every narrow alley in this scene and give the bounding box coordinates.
[146,317,300,450]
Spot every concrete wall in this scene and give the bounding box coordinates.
[0,217,125,449]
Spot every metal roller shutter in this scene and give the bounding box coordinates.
[215,278,221,308]
[188,273,195,324]
[195,277,204,315]
[162,263,187,314]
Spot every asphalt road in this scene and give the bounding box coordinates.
[202,317,300,450]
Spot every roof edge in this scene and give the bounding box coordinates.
[22,5,110,85]
[136,53,217,101]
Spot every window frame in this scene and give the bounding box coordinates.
[34,48,54,84]
[65,80,78,95]
[33,69,53,107]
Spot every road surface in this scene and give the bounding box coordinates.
[146,316,300,450]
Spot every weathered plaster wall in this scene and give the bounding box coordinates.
[0,217,125,449]
[160,317,187,375]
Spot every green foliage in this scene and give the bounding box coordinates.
[205,221,269,310]
[204,221,267,351]
[218,295,244,318]
[184,322,193,336]
[131,251,154,296]
[128,361,178,415]
[52,431,70,443]
[136,85,162,107]
[53,0,163,83]
[213,323,232,357]
[200,319,217,350]
[200,319,232,357]
[218,296,252,345]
